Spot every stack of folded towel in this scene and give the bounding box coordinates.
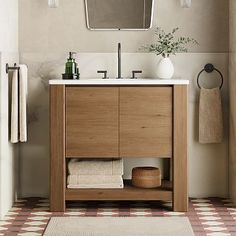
[67,159,124,189]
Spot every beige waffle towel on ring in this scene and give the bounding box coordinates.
[199,87,223,143]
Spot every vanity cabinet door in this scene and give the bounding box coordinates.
[120,87,172,158]
[66,87,119,158]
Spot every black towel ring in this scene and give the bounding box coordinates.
[197,63,224,89]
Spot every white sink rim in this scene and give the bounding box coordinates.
[49,78,189,85]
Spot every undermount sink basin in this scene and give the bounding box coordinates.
[92,79,141,81]
[81,78,156,81]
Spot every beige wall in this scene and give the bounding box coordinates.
[19,0,229,198]
[19,0,229,53]
[0,0,18,52]
[0,0,19,218]
[229,0,236,203]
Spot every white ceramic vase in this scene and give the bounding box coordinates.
[156,56,174,79]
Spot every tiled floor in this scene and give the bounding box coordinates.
[0,198,235,235]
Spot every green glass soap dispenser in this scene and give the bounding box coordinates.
[62,52,80,80]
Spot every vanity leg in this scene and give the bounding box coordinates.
[173,85,188,212]
[50,85,66,212]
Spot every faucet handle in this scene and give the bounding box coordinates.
[132,70,142,79]
[97,70,108,79]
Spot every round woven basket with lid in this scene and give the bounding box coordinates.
[132,167,161,188]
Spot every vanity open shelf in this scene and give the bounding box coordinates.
[50,79,188,212]
[65,180,172,201]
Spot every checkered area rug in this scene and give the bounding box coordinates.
[0,198,235,236]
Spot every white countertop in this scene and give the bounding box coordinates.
[49,78,189,85]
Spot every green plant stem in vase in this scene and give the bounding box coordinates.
[141,27,198,79]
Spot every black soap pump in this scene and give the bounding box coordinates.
[62,52,80,80]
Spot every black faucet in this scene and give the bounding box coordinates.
[117,43,122,79]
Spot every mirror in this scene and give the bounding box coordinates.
[85,0,154,30]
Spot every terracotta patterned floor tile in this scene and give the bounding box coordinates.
[0,198,233,235]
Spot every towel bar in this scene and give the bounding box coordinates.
[6,63,20,74]
[197,63,224,89]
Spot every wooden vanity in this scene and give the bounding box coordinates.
[50,79,188,212]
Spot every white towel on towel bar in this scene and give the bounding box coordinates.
[10,64,28,143]
[10,69,18,143]
[19,64,28,142]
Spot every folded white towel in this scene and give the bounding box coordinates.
[67,183,123,189]
[68,159,123,176]
[10,64,28,143]
[67,175,124,189]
